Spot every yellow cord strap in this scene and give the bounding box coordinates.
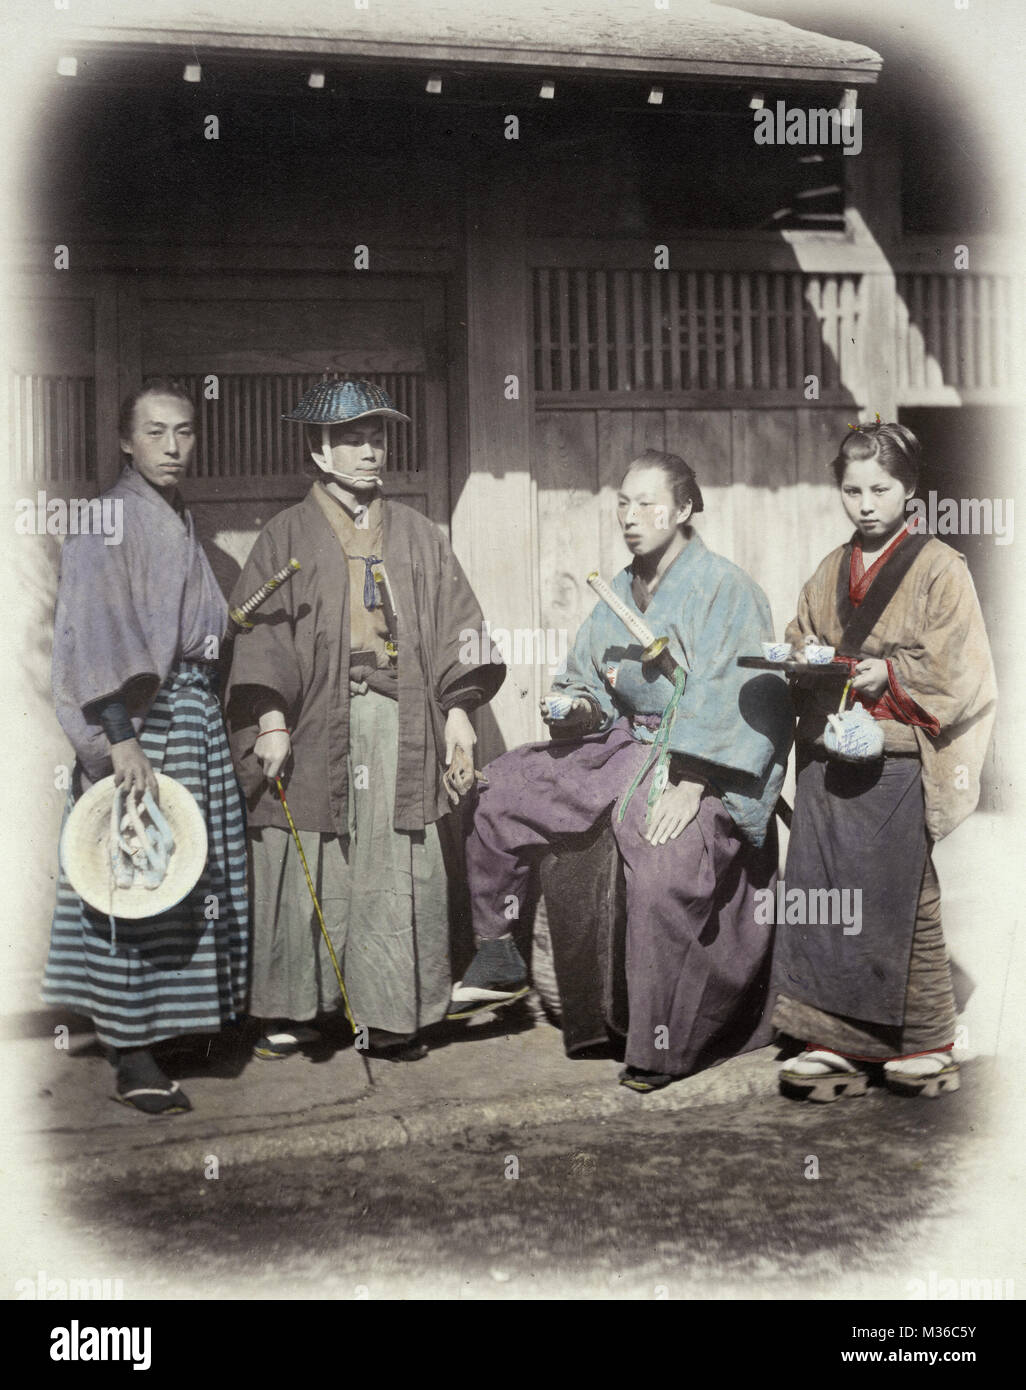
[274,776,357,1034]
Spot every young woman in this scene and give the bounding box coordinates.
[773,421,996,1101]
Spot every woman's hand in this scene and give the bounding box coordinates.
[791,634,820,666]
[110,739,159,799]
[643,776,704,847]
[254,709,291,782]
[851,657,889,701]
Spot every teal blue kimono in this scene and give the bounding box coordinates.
[550,533,792,846]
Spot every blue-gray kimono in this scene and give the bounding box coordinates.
[44,464,248,1049]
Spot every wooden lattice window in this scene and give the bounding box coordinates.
[533,269,863,395]
[896,273,1024,395]
[179,371,426,480]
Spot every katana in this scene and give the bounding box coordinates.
[371,562,400,661]
[586,570,688,823]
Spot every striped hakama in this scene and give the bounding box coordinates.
[43,661,249,1050]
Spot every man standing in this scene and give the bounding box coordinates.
[45,377,249,1114]
[225,379,504,1062]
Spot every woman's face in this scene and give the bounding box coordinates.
[616,465,690,557]
[839,455,913,544]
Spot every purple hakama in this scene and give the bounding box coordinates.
[468,721,777,1076]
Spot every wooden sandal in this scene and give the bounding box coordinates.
[779,1049,869,1103]
[253,1023,321,1060]
[883,1054,960,1098]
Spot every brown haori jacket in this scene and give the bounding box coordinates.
[225,485,505,835]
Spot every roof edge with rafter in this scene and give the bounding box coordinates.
[48,1,883,86]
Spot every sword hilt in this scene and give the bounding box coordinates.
[229,559,301,630]
[586,571,686,682]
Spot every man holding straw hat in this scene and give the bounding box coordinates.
[44,377,249,1115]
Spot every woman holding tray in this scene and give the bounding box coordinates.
[773,420,996,1102]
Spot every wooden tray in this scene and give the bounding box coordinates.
[738,656,850,679]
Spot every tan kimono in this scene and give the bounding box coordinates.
[785,535,996,841]
[772,534,996,1058]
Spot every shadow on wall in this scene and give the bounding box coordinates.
[3,510,71,1011]
[898,405,1022,815]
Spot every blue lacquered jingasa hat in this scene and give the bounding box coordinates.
[282,377,410,425]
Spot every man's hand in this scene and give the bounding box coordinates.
[445,707,477,765]
[851,657,889,701]
[540,694,595,738]
[110,739,159,799]
[643,777,704,847]
[254,709,291,781]
[349,677,368,696]
[443,708,477,804]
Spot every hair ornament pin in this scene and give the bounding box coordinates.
[848,412,883,431]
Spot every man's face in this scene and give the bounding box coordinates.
[316,418,387,488]
[616,465,690,557]
[121,393,196,491]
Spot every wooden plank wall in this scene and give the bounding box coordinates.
[534,406,853,647]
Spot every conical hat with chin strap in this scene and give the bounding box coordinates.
[281,378,410,425]
[59,773,207,919]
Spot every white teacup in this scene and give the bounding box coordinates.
[761,641,793,663]
[804,643,836,665]
[544,693,574,721]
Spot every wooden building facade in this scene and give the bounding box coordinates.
[6,0,1021,777]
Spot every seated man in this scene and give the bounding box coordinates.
[450,449,793,1091]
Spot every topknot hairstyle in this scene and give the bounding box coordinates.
[118,376,194,442]
[831,420,922,491]
[623,448,705,516]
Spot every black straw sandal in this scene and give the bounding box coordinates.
[114,1081,192,1115]
[618,1066,676,1093]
